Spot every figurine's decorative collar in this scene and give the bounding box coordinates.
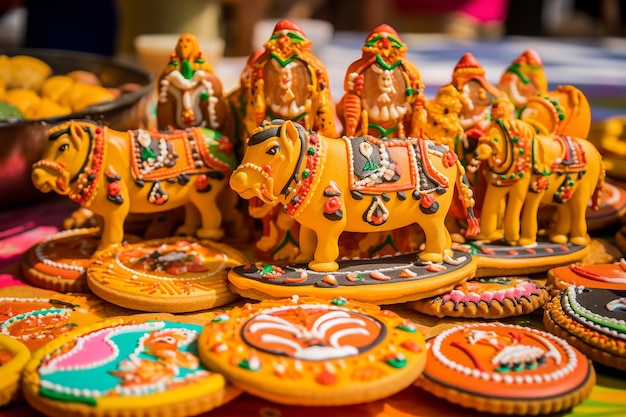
[67,125,106,206]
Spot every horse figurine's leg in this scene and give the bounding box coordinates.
[97,203,130,254]
[567,190,593,246]
[295,226,316,265]
[518,192,544,246]
[175,203,202,237]
[417,216,450,264]
[548,204,571,245]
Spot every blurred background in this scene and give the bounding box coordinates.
[1,0,625,57]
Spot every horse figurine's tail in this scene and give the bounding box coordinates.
[590,159,606,211]
[454,157,480,237]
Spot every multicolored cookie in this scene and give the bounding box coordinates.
[416,322,595,415]
[407,277,550,319]
[87,237,248,313]
[198,296,426,406]
[0,286,127,351]
[543,286,626,371]
[547,261,626,295]
[0,335,30,406]
[20,227,140,293]
[21,315,241,417]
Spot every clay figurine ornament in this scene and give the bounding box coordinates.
[31,119,237,253]
[466,99,605,276]
[498,49,591,139]
[244,19,337,138]
[336,24,424,138]
[227,119,479,304]
[156,33,231,134]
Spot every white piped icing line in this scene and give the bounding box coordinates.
[562,286,626,340]
[430,322,577,384]
[34,228,100,273]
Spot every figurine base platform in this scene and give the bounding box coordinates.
[463,238,591,277]
[227,251,477,305]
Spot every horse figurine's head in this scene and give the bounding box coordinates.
[472,99,535,179]
[498,49,548,108]
[230,119,307,206]
[31,120,100,197]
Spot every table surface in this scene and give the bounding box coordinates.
[3,32,626,416]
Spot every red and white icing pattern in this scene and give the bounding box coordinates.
[429,323,578,385]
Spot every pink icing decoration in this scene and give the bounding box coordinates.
[467,292,481,303]
[42,327,118,373]
[492,291,505,303]
[480,291,494,303]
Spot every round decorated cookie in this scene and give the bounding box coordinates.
[21,315,241,417]
[0,335,30,406]
[0,286,127,351]
[198,296,427,406]
[21,227,140,293]
[87,237,248,313]
[544,286,626,371]
[416,322,595,415]
[547,261,626,295]
[407,277,550,319]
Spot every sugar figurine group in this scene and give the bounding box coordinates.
[31,20,605,303]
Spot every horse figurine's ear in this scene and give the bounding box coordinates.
[68,121,85,149]
[280,120,300,148]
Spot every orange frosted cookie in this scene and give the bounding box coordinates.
[416,322,595,415]
[21,315,241,417]
[87,237,247,313]
[544,286,626,371]
[547,260,626,295]
[198,296,426,406]
[0,286,125,351]
[0,335,30,406]
[408,277,550,318]
[21,227,139,293]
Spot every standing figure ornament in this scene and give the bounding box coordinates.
[337,24,425,138]
[156,33,231,133]
[245,19,336,138]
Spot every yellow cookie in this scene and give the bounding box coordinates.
[87,237,247,312]
[0,286,129,351]
[21,315,241,417]
[0,335,30,406]
[198,296,427,406]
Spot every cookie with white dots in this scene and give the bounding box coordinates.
[415,322,595,415]
[198,296,426,406]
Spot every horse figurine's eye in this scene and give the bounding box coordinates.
[58,143,70,152]
[266,145,280,156]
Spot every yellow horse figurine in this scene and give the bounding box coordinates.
[230,119,479,272]
[31,120,237,252]
[471,100,604,247]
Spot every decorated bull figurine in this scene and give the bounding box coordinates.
[31,120,237,252]
[229,119,479,272]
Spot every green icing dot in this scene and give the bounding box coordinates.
[238,359,261,371]
[386,356,407,368]
[396,324,416,333]
[331,297,347,306]
[302,170,310,179]
[307,147,315,155]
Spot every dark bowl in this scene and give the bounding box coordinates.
[0,48,154,208]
